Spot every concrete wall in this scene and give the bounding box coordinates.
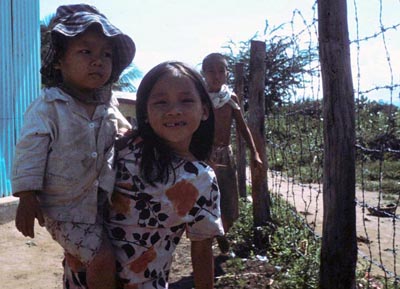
[0,196,18,224]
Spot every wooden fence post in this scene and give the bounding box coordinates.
[234,62,247,199]
[248,41,272,245]
[318,0,357,288]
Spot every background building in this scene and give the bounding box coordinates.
[0,0,41,197]
[114,91,137,128]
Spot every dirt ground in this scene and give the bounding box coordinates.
[0,174,398,289]
[0,219,235,289]
[269,172,399,278]
[0,219,197,289]
[0,220,64,289]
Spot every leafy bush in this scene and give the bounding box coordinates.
[216,198,320,288]
[266,99,399,195]
[216,197,399,288]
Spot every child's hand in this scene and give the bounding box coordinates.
[252,152,263,170]
[15,191,45,238]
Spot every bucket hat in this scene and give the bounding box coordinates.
[41,4,136,86]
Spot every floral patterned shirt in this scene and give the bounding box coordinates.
[105,137,224,289]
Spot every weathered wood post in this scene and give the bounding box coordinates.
[234,62,247,199]
[318,0,357,288]
[248,41,272,248]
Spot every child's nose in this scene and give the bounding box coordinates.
[165,103,183,116]
[91,55,106,66]
[91,59,102,66]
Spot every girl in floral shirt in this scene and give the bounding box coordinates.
[107,61,224,289]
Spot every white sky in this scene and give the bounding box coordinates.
[40,0,310,71]
[40,0,399,105]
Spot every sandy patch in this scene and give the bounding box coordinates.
[268,171,399,278]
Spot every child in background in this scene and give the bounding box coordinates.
[201,53,263,254]
[106,61,224,289]
[12,4,135,289]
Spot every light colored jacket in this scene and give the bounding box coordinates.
[12,87,130,223]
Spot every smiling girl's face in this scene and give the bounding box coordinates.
[147,71,209,158]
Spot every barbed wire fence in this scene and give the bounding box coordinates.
[239,0,399,287]
[350,0,399,285]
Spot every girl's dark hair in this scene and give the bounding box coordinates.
[136,61,215,185]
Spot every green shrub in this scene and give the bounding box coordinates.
[217,197,399,288]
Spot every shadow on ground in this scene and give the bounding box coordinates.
[170,254,230,289]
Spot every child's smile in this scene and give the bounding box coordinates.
[164,120,187,127]
[147,73,209,156]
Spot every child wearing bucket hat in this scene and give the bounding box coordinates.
[12,4,136,289]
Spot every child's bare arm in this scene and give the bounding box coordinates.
[15,191,44,238]
[232,97,263,168]
[191,238,214,289]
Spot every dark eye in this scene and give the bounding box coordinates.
[152,100,167,105]
[182,98,195,103]
[104,51,113,58]
[80,49,90,54]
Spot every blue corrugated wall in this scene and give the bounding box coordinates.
[0,0,40,197]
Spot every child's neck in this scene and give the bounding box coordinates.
[60,85,98,118]
[60,84,105,105]
[174,150,196,162]
[208,86,222,93]
[78,101,97,119]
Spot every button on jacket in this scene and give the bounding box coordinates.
[12,87,129,223]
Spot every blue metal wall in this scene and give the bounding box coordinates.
[0,0,40,197]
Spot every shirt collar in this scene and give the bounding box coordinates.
[42,87,72,102]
